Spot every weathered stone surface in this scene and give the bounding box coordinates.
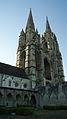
[0,9,66,107]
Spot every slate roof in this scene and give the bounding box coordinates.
[0,62,28,79]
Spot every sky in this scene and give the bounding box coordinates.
[0,0,67,81]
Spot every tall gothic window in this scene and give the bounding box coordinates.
[44,58,51,80]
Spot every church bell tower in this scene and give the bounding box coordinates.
[16,10,64,88]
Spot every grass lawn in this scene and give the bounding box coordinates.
[0,110,67,119]
[32,109,67,119]
[0,106,67,119]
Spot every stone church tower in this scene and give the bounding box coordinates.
[42,16,65,85]
[16,9,64,88]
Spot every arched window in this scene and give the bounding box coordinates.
[44,58,51,80]
[9,80,11,86]
[20,50,26,68]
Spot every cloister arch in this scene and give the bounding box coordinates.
[0,92,3,105]
[16,94,21,106]
[24,94,29,105]
[7,93,13,106]
[30,95,36,105]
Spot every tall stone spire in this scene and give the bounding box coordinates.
[46,16,52,33]
[25,8,35,32]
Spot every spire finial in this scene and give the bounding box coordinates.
[46,16,52,33]
[25,9,35,32]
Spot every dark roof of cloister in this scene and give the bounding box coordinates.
[0,62,28,79]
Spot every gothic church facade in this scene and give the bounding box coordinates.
[0,9,67,107]
[16,9,64,88]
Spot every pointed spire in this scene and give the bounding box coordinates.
[25,8,35,32]
[20,29,24,35]
[36,28,38,34]
[46,16,52,33]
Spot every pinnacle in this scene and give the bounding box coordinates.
[46,16,52,33]
[36,28,38,34]
[21,29,24,33]
[25,9,35,31]
[20,29,24,36]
